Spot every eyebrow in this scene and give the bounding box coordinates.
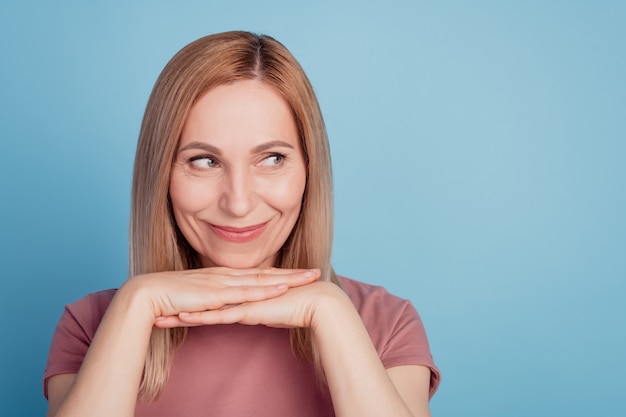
[178,142,222,155]
[252,140,295,153]
[178,140,295,155]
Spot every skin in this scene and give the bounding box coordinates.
[169,80,307,270]
[47,80,432,417]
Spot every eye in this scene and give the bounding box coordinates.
[189,156,219,170]
[258,153,285,167]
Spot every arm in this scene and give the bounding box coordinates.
[46,268,319,417]
[311,284,432,417]
[388,366,433,417]
[175,281,434,417]
[48,285,154,417]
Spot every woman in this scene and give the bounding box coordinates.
[44,31,440,417]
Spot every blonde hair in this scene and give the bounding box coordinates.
[130,31,338,400]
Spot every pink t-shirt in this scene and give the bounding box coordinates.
[44,276,440,416]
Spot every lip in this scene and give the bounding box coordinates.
[208,222,269,243]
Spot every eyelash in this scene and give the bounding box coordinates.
[187,153,287,170]
[259,153,286,166]
[189,155,219,170]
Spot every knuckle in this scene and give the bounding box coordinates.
[240,285,251,295]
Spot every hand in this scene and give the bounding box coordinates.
[157,280,348,329]
[121,267,321,325]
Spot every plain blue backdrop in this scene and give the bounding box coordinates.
[1,1,624,416]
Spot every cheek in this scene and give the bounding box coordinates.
[267,171,306,212]
[169,174,213,214]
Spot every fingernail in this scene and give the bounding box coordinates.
[304,269,319,277]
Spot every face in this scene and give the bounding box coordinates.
[169,80,307,269]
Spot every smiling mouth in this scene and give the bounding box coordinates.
[208,222,269,243]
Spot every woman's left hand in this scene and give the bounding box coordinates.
[156,278,432,417]
[153,280,345,329]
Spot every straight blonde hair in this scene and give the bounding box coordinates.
[130,31,338,400]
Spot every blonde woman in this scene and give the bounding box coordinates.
[44,31,440,417]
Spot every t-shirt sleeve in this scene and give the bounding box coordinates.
[43,290,116,399]
[340,277,441,399]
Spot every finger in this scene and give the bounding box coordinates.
[165,282,289,314]
[284,269,320,287]
[178,306,257,326]
[211,282,289,307]
[153,316,206,328]
[189,269,319,290]
[229,269,320,287]
[177,298,301,328]
[199,266,319,279]
[205,266,307,275]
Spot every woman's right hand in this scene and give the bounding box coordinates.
[122,267,320,325]
[47,267,319,417]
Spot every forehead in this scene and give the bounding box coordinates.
[179,80,300,152]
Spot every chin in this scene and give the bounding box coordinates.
[200,253,276,269]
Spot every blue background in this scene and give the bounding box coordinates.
[1,1,624,416]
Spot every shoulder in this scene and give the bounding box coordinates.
[69,288,118,309]
[338,275,422,338]
[337,275,440,397]
[52,289,118,346]
[43,289,118,398]
[338,275,412,316]
[62,289,118,334]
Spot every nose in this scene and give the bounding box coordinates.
[218,166,257,218]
